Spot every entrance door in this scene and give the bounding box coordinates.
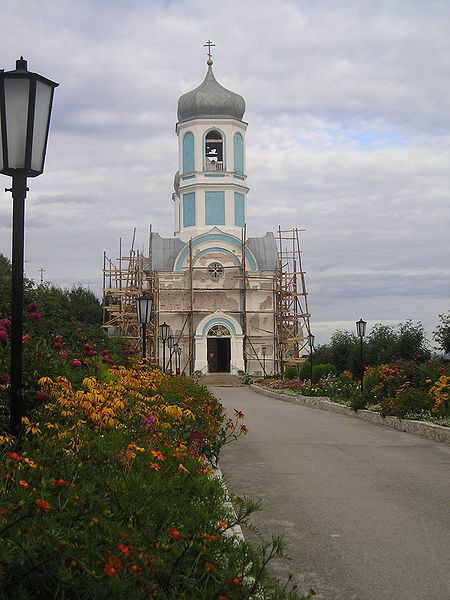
[207,337,231,372]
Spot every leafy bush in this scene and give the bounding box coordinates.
[312,363,336,383]
[0,362,311,599]
[284,365,298,380]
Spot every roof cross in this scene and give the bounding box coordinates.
[203,40,215,64]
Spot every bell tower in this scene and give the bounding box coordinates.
[173,44,249,242]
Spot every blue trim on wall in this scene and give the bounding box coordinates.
[202,316,237,336]
[234,192,245,227]
[181,174,195,180]
[205,173,225,177]
[183,192,195,227]
[182,131,194,173]
[174,232,258,271]
[205,191,225,226]
[233,132,244,175]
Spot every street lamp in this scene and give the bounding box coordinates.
[159,322,170,372]
[356,319,367,403]
[279,342,285,377]
[167,334,174,373]
[136,295,152,358]
[0,57,58,437]
[174,343,181,375]
[261,345,267,377]
[308,333,315,382]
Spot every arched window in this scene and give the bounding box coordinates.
[182,131,194,173]
[233,132,244,175]
[205,130,223,171]
[207,324,231,337]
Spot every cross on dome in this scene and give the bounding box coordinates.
[203,40,215,65]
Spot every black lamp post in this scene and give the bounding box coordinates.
[261,345,267,377]
[136,295,152,358]
[308,333,315,382]
[356,319,367,402]
[159,322,170,372]
[279,342,285,377]
[0,57,58,437]
[174,343,181,375]
[167,335,174,373]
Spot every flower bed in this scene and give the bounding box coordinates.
[260,359,450,427]
[1,360,312,599]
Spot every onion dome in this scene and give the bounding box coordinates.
[177,63,245,122]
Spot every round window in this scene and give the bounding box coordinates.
[208,262,224,279]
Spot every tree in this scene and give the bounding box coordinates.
[366,323,398,365]
[396,320,430,360]
[434,310,450,355]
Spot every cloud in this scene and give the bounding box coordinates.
[0,0,449,346]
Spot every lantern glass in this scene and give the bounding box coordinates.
[261,345,266,356]
[356,319,367,338]
[31,80,54,173]
[308,333,315,347]
[159,322,170,341]
[167,335,174,349]
[177,346,182,355]
[136,296,152,324]
[3,78,30,170]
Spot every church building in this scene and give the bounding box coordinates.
[103,46,310,377]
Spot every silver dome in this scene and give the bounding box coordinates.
[177,65,245,122]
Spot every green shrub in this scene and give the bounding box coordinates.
[299,362,311,380]
[312,363,337,383]
[284,365,298,380]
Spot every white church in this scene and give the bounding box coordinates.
[103,46,310,377]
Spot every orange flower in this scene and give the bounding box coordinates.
[54,478,70,487]
[231,577,242,586]
[129,563,140,574]
[217,520,227,529]
[167,527,181,541]
[201,532,217,543]
[204,561,216,573]
[150,462,160,471]
[6,452,23,461]
[19,480,29,488]
[90,516,100,526]
[151,450,164,461]
[118,543,131,557]
[234,409,245,419]
[104,564,117,578]
[35,498,52,511]
[0,508,11,517]
[219,596,229,600]
[178,463,189,474]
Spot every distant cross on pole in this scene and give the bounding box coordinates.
[38,268,46,284]
[203,40,215,63]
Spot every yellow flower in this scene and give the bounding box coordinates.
[22,416,41,436]
[178,463,190,474]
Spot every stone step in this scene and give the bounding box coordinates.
[200,373,245,387]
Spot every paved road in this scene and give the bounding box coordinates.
[211,386,450,600]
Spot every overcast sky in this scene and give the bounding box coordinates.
[0,0,449,346]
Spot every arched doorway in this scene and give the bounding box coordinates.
[207,324,231,373]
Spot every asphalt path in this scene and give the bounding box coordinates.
[211,386,450,600]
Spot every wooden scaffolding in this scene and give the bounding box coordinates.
[102,225,311,375]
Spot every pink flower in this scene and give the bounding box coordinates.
[27,302,37,313]
[51,342,62,349]
[0,373,10,385]
[84,343,93,351]
[36,390,49,402]
[102,349,110,356]
[22,334,30,343]
[71,359,82,368]
[0,318,11,330]
[74,327,82,334]
[0,330,8,341]
[102,358,114,365]
[54,335,62,342]
[86,349,97,357]
[59,350,68,359]
[28,311,41,323]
